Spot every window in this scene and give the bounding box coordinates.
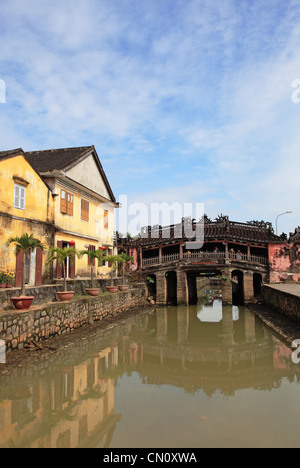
[13,184,26,210]
[81,199,89,222]
[104,209,109,230]
[60,189,74,216]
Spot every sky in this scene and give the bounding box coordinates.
[0,0,300,236]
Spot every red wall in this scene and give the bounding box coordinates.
[269,242,300,283]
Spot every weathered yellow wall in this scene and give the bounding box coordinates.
[54,181,114,244]
[0,155,54,223]
[54,180,115,278]
[0,155,55,275]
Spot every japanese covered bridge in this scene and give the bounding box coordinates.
[117,216,284,306]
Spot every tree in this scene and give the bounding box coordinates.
[46,246,79,292]
[6,233,45,296]
[79,248,105,288]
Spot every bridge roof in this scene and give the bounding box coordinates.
[117,219,281,247]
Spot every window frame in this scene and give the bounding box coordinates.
[60,189,74,216]
[13,183,26,210]
[81,198,90,223]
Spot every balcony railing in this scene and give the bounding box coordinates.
[142,251,268,268]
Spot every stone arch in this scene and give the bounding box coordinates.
[232,270,244,305]
[146,274,157,300]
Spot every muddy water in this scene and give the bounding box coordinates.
[0,298,300,448]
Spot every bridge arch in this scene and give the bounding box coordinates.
[232,270,244,305]
[253,273,263,298]
[146,274,157,300]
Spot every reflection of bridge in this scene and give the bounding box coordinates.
[117,217,281,305]
[111,306,296,397]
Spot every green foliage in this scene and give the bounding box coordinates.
[7,233,45,255]
[46,246,80,291]
[6,233,44,295]
[78,248,105,287]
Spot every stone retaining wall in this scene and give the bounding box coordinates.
[263,285,300,322]
[0,278,124,309]
[0,287,147,351]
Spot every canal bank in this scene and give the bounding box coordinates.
[249,284,300,346]
[0,284,148,353]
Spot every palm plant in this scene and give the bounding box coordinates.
[6,233,45,296]
[79,248,105,288]
[103,254,120,286]
[46,246,79,292]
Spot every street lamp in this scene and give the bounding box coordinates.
[276,211,293,235]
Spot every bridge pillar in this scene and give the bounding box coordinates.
[176,270,188,305]
[244,271,254,303]
[156,271,167,305]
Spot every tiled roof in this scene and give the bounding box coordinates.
[0,148,24,161]
[25,146,93,173]
[0,145,116,203]
[26,146,116,203]
[118,219,281,247]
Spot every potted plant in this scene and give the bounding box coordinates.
[118,253,134,291]
[46,246,79,301]
[79,248,105,296]
[5,270,14,288]
[6,234,45,309]
[103,254,120,293]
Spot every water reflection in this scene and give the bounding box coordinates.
[0,303,299,448]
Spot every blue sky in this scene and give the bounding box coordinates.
[0,0,300,235]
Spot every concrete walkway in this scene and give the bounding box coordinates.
[266,284,300,298]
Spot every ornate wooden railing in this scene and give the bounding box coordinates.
[142,251,268,268]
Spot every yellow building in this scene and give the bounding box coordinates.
[0,148,55,286]
[25,145,119,280]
[0,145,119,284]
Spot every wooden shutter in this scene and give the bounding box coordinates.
[67,193,74,216]
[81,199,89,222]
[14,184,26,210]
[35,247,43,286]
[15,249,24,287]
[69,242,76,279]
[60,190,67,214]
[56,241,63,278]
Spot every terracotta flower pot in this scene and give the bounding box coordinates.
[106,286,118,293]
[6,284,12,288]
[57,291,75,302]
[11,296,34,310]
[118,285,129,292]
[0,284,6,289]
[86,288,100,297]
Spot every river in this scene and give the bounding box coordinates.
[0,294,299,448]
